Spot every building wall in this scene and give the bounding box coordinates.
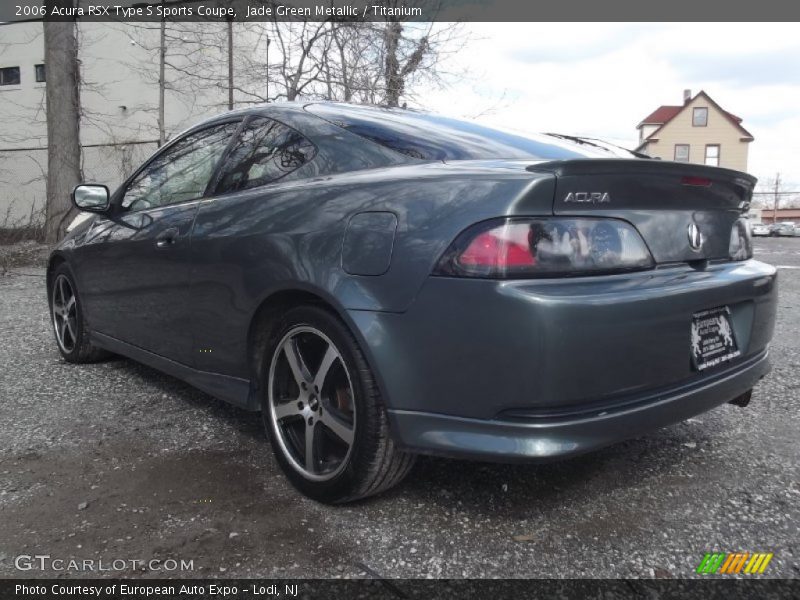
[762,209,800,224]
[638,124,659,143]
[0,22,239,225]
[641,95,751,172]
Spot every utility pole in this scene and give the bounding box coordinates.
[227,18,234,110]
[772,173,781,224]
[157,6,166,147]
[265,32,270,102]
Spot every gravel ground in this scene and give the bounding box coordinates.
[0,237,798,579]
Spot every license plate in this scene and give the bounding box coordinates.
[691,306,741,371]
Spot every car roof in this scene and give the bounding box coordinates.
[181,101,634,163]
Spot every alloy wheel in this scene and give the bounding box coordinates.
[268,326,356,482]
[52,274,78,354]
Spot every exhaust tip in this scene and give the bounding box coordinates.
[728,390,753,408]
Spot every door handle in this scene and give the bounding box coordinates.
[155,227,180,248]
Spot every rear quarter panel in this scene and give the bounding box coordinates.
[188,162,556,378]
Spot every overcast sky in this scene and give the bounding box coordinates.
[420,23,800,191]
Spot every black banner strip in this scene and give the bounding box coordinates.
[2,579,799,600]
[3,0,800,23]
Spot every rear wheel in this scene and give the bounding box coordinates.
[262,305,415,503]
[49,264,109,363]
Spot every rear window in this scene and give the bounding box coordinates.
[305,103,598,162]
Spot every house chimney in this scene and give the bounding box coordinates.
[683,89,692,104]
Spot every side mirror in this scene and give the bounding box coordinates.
[72,184,110,213]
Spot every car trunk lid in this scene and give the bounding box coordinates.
[528,158,756,264]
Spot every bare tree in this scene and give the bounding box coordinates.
[116,22,215,142]
[319,20,467,107]
[383,21,424,107]
[43,12,81,243]
[206,19,468,108]
[322,23,385,104]
[263,21,335,102]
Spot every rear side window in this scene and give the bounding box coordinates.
[215,117,316,194]
[305,104,596,161]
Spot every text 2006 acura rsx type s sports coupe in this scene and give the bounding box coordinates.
[48,103,777,503]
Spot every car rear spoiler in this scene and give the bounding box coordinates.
[526,158,757,191]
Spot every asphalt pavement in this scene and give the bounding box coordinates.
[0,237,798,579]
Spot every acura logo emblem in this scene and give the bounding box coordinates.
[564,191,611,204]
[688,222,704,251]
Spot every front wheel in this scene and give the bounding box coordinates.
[49,264,109,363]
[261,305,415,503]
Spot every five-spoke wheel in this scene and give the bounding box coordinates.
[51,273,79,354]
[268,326,356,482]
[49,263,108,363]
[262,305,415,503]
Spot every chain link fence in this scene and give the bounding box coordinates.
[0,140,158,240]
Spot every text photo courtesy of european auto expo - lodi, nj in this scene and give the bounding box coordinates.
[0,1,799,599]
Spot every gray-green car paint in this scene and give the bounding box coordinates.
[49,103,777,462]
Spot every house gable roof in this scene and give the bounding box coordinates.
[639,105,683,126]
[637,91,754,145]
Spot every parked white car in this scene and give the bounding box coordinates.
[751,223,770,236]
[770,222,799,237]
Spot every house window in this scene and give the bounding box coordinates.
[34,64,45,83]
[693,107,708,127]
[0,66,21,86]
[674,144,690,162]
[705,144,720,167]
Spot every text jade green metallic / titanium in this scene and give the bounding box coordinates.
[48,103,777,503]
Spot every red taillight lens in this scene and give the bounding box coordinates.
[435,218,654,279]
[459,228,535,268]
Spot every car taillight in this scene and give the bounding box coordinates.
[458,227,535,268]
[729,218,753,261]
[435,218,654,278]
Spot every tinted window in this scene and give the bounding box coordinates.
[122,122,238,211]
[305,104,599,161]
[215,117,315,194]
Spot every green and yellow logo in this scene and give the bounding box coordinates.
[696,552,773,575]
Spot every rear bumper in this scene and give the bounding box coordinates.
[387,349,770,461]
[346,259,777,460]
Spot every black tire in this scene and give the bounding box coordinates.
[261,305,415,503]
[49,263,110,364]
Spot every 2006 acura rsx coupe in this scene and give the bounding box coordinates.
[48,103,777,503]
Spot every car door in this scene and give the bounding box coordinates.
[189,116,318,377]
[76,120,242,364]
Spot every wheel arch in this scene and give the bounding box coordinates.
[244,285,388,413]
[46,253,69,301]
